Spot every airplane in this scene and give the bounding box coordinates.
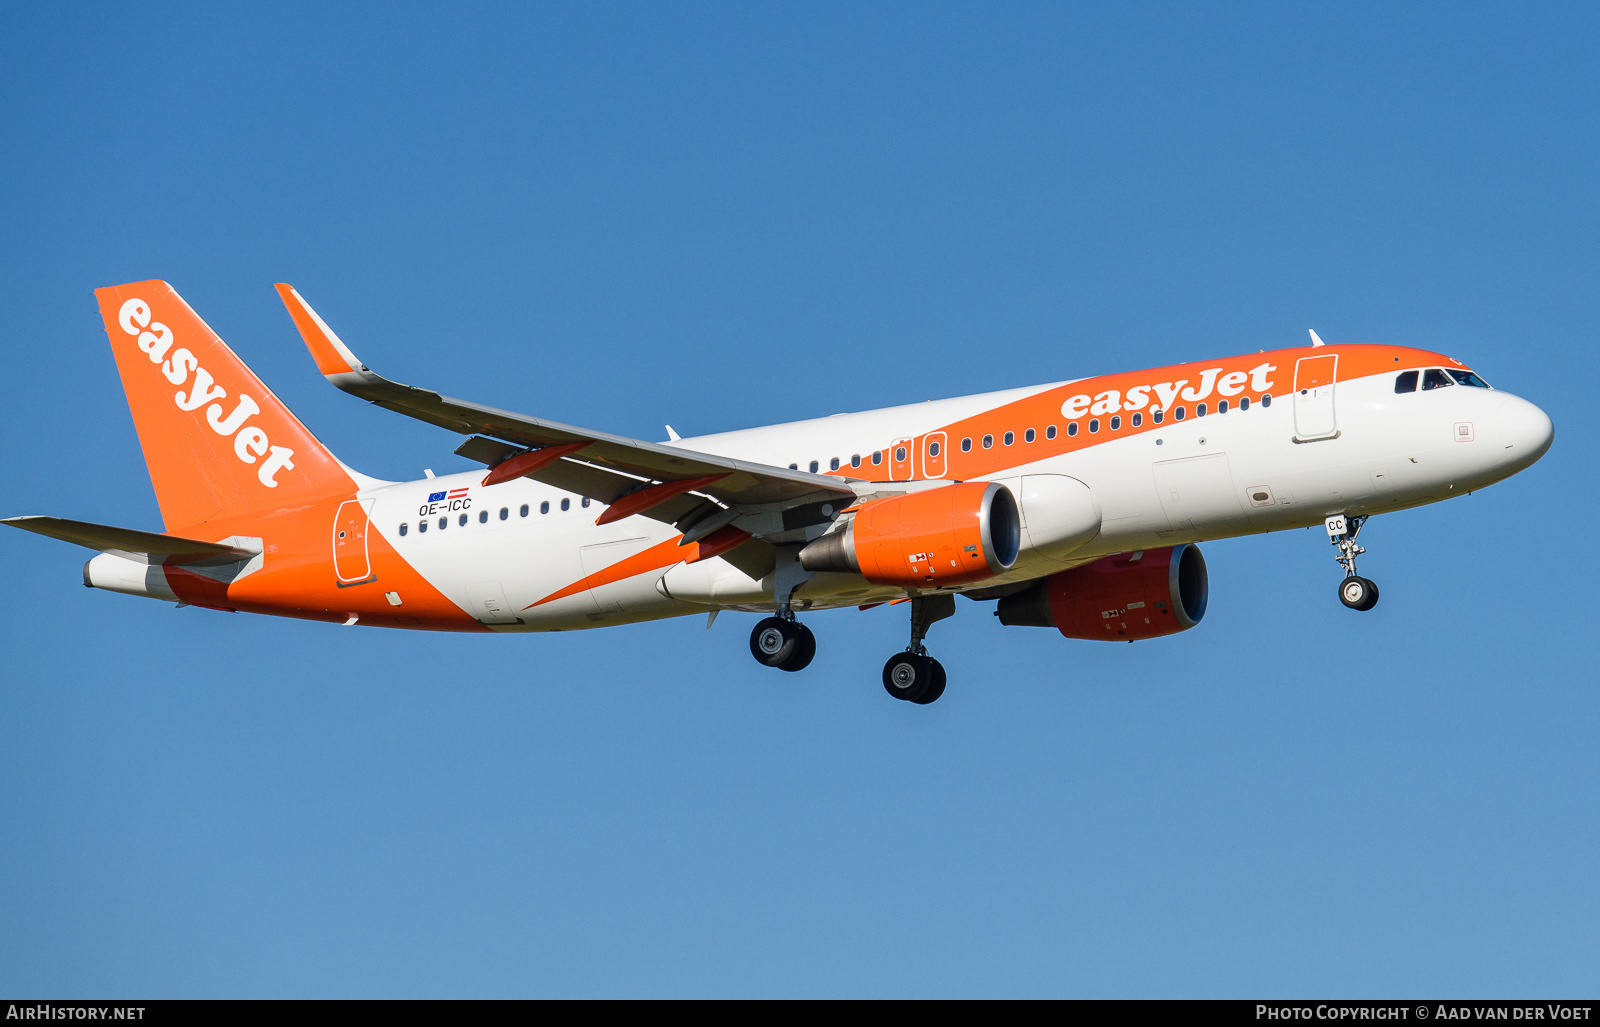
[6,281,1553,704]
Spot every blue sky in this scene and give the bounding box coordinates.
[1,2,1595,997]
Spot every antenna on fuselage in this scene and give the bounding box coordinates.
[1309,329,1326,347]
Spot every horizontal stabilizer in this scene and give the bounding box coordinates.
[3,515,259,566]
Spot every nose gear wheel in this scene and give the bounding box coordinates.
[1338,575,1379,611]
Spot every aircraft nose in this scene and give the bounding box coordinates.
[1497,394,1554,470]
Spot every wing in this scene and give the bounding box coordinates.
[4,515,259,566]
[275,284,863,540]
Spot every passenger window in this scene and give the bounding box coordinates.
[1175,407,1186,420]
[458,513,467,526]
[1067,422,1078,436]
[1131,412,1142,427]
[1448,369,1490,388]
[982,435,993,449]
[828,457,838,470]
[872,451,883,465]
[1045,425,1056,440]
[1196,403,1207,417]
[419,520,427,533]
[789,463,798,470]
[851,454,862,467]
[1089,419,1099,433]
[1239,397,1250,410]
[540,501,550,514]
[1217,400,1228,413]
[500,507,509,520]
[1423,368,1453,390]
[520,504,529,517]
[1024,428,1035,443]
[809,460,819,473]
[479,510,488,523]
[438,517,447,530]
[399,523,408,536]
[1110,415,1120,430]
[961,437,972,452]
[1262,393,1272,407]
[927,442,940,457]
[561,498,570,511]
[581,497,590,508]
[1003,431,1014,446]
[1153,408,1164,424]
[1395,371,1418,393]
[894,447,907,461]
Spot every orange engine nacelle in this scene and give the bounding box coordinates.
[994,544,1208,641]
[798,481,1020,588]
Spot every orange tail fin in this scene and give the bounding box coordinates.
[95,281,356,533]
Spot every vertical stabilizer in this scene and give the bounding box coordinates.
[94,281,356,533]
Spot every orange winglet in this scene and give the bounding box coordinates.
[684,525,751,564]
[481,442,590,487]
[275,283,361,377]
[595,475,726,526]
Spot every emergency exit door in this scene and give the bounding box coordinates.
[923,432,948,478]
[333,499,374,585]
[890,439,914,481]
[1293,354,1339,440]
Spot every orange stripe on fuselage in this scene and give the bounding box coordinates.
[161,493,488,631]
[527,529,756,609]
[528,536,686,608]
[526,345,1449,612]
[826,344,1458,483]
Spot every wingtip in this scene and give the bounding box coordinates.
[275,283,363,376]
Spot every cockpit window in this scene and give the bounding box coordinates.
[1422,368,1454,390]
[1394,370,1418,393]
[1448,369,1491,389]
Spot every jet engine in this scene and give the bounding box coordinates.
[995,544,1208,641]
[799,481,1020,587]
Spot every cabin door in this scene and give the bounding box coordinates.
[333,499,375,586]
[1293,354,1339,440]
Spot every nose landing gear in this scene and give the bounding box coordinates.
[1327,514,1379,611]
[882,594,954,704]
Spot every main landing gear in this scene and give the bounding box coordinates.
[882,594,955,704]
[1326,514,1379,612]
[749,615,816,672]
[748,543,817,672]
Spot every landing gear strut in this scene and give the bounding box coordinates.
[882,594,954,704]
[749,544,816,672]
[1326,514,1379,611]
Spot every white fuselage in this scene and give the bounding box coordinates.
[368,360,1551,631]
